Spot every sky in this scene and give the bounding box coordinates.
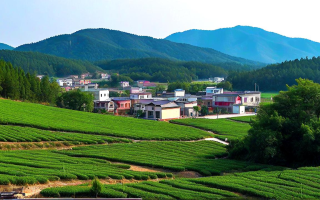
[1,0,320,47]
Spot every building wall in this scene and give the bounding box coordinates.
[241,94,261,106]
[161,108,180,119]
[99,90,109,101]
[174,90,185,97]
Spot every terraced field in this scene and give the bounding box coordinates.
[171,118,250,141]
[0,150,172,185]
[42,166,320,199]
[58,141,279,175]
[0,99,210,140]
[0,125,131,144]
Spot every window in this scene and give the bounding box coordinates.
[156,111,160,118]
[104,94,106,96]
[244,98,247,103]
[152,107,154,110]
[251,97,253,102]
[256,97,260,102]
[101,94,102,97]
[148,111,153,118]
[121,104,124,108]
[207,102,211,106]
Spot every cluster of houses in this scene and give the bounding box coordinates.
[92,86,261,120]
[52,73,260,120]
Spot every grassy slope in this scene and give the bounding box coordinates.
[171,118,250,141]
[0,99,210,140]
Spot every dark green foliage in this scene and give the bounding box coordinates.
[0,50,101,76]
[15,28,263,67]
[165,25,320,63]
[200,105,209,116]
[228,56,320,91]
[0,60,60,103]
[229,79,320,166]
[96,58,230,82]
[91,177,103,197]
[56,89,94,112]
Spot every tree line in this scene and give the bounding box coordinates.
[228,56,320,91]
[0,60,60,104]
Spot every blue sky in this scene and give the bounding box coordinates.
[1,0,319,47]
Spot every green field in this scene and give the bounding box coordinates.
[59,141,277,175]
[228,116,255,122]
[42,167,320,199]
[0,125,130,144]
[171,118,250,141]
[0,99,210,141]
[261,92,279,98]
[0,150,172,185]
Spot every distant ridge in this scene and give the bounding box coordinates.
[14,28,264,68]
[165,26,320,63]
[0,43,13,50]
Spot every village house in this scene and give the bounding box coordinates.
[112,97,131,115]
[68,75,79,79]
[120,81,130,88]
[212,91,261,113]
[145,100,180,120]
[213,77,225,83]
[81,73,91,79]
[137,80,157,88]
[36,75,44,80]
[56,79,73,87]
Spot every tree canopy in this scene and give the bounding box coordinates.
[229,79,320,167]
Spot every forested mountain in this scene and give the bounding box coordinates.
[0,43,13,50]
[228,56,320,91]
[96,58,228,82]
[165,26,320,63]
[0,50,102,77]
[15,28,264,68]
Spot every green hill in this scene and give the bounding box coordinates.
[228,56,320,91]
[166,26,320,63]
[0,50,102,76]
[0,43,13,50]
[15,28,264,68]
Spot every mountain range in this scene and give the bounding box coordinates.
[0,43,13,50]
[14,28,263,68]
[165,26,320,63]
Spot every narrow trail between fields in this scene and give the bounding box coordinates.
[169,121,229,145]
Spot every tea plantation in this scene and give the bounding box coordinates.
[58,141,277,175]
[171,118,250,141]
[42,166,320,199]
[0,99,210,140]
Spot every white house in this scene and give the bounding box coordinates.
[213,77,225,83]
[174,89,185,97]
[206,87,223,96]
[57,79,73,87]
[145,100,180,120]
[130,92,152,100]
[120,81,130,88]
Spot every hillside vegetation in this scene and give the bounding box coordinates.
[15,28,264,67]
[0,50,101,76]
[166,25,320,63]
[96,58,228,82]
[228,56,320,91]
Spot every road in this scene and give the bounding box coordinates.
[199,113,256,119]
